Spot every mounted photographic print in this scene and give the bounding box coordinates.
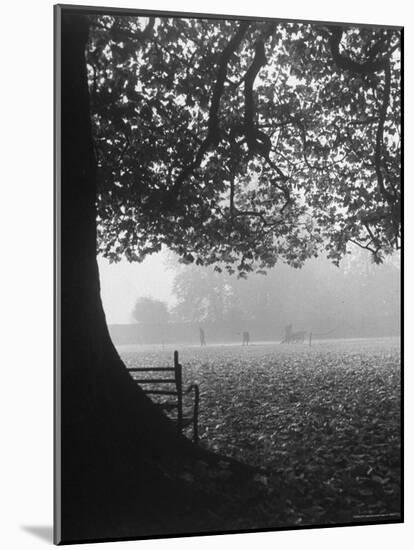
[54,3,402,544]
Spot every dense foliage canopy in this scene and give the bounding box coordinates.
[87,15,401,274]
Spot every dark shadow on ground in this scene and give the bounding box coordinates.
[21,525,53,543]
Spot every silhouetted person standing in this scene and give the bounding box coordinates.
[242,331,250,345]
[282,323,293,343]
[199,327,206,346]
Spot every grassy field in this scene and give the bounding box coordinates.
[120,337,401,528]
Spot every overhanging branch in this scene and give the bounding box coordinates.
[167,21,250,201]
[326,26,399,225]
[242,38,291,209]
[327,26,389,75]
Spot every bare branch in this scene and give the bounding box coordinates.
[348,238,378,255]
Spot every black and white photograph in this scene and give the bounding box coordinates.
[54,4,402,545]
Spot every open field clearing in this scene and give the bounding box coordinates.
[120,337,401,527]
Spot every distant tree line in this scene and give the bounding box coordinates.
[169,249,400,336]
[128,249,399,341]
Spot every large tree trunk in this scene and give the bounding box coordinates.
[58,12,198,543]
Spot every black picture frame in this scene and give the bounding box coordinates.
[54,4,403,545]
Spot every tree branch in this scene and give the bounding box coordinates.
[374,61,395,204]
[327,26,399,218]
[241,38,291,209]
[348,238,378,256]
[167,21,250,201]
[327,26,389,75]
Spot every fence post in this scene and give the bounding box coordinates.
[309,332,312,347]
[174,350,183,435]
[193,385,200,444]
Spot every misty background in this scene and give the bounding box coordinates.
[99,247,400,346]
